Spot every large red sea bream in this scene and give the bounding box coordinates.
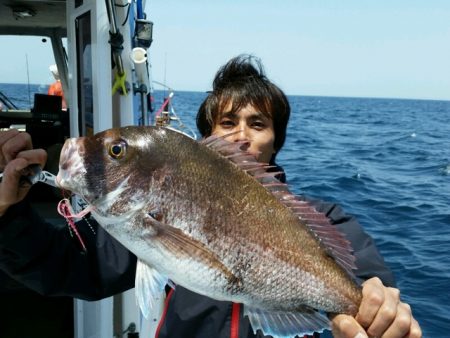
[56,126,362,337]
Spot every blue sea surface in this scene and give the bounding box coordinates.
[2,83,450,336]
[0,83,48,110]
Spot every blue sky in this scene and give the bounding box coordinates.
[1,1,449,100]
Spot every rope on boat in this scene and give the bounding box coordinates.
[105,0,128,95]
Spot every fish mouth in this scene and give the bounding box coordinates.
[56,169,75,192]
[57,137,87,195]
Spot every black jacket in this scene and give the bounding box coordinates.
[0,196,395,338]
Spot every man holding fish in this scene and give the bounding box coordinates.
[0,55,421,338]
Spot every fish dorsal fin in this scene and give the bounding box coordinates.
[279,196,357,275]
[201,133,272,175]
[135,260,167,319]
[244,305,329,338]
[202,134,357,276]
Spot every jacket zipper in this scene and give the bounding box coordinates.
[230,302,241,338]
[155,288,175,338]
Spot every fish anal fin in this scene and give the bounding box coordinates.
[244,306,330,338]
[143,214,240,286]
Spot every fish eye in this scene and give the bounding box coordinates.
[108,141,126,159]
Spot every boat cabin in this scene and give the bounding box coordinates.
[0,0,159,336]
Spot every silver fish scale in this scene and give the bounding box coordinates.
[220,245,350,313]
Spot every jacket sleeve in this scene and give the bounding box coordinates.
[305,197,396,287]
[0,200,136,300]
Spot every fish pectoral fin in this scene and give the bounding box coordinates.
[143,214,238,284]
[243,306,330,338]
[135,259,167,319]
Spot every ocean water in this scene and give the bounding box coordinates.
[0,83,49,110]
[2,83,450,336]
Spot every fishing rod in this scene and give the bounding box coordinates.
[25,54,31,108]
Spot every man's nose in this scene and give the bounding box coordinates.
[233,128,249,142]
[231,129,251,151]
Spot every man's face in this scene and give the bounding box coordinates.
[211,103,276,163]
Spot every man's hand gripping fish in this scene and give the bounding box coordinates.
[56,126,362,338]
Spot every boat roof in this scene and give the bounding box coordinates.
[0,0,66,37]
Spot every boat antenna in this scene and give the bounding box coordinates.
[163,52,167,99]
[25,54,31,108]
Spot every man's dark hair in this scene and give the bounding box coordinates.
[196,54,291,159]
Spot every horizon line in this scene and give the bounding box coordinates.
[1,82,449,103]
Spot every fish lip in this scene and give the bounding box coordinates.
[55,170,74,192]
[55,173,64,189]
